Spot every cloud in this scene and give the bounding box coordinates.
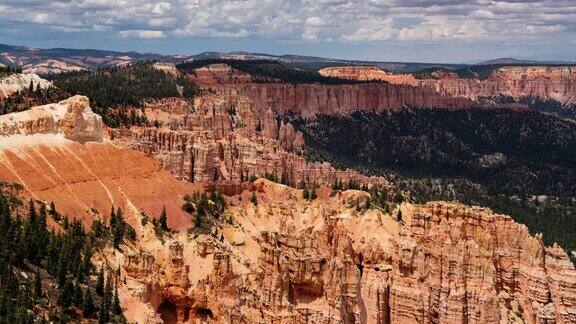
[0,0,574,46]
[119,30,165,39]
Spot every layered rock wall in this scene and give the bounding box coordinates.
[0,95,103,143]
[186,64,474,118]
[112,94,389,191]
[321,65,576,105]
[110,181,576,323]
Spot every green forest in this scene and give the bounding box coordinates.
[46,62,199,127]
[289,108,576,253]
[0,182,176,323]
[177,59,375,84]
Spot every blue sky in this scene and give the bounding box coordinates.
[0,0,575,63]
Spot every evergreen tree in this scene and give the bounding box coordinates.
[250,192,258,206]
[59,279,73,309]
[96,267,105,296]
[159,206,168,231]
[32,270,42,300]
[397,210,403,222]
[73,280,84,307]
[113,284,122,315]
[303,187,310,200]
[83,288,95,318]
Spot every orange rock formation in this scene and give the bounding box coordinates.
[0,96,198,229]
[321,65,576,105]
[102,180,576,323]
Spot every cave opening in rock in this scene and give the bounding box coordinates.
[192,307,214,320]
[158,299,178,324]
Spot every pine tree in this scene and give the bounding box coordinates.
[159,206,168,231]
[83,288,95,318]
[32,270,42,300]
[73,281,84,307]
[397,210,403,222]
[303,187,310,200]
[60,279,73,309]
[96,267,105,296]
[250,192,258,206]
[113,284,122,315]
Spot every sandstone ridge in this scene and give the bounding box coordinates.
[321,65,576,105]
[99,179,576,323]
[0,95,103,143]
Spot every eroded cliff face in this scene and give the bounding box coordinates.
[111,94,390,192]
[420,66,576,105]
[0,95,103,143]
[102,179,576,324]
[320,66,576,105]
[185,64,474,118]
[0,97,198,229]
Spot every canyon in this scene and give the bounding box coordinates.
[320,65,576,106]
[110,93,391,192]
[112,181,576,323]
[186,64,474,118]
[1,64,575,323]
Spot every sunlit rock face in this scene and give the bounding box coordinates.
[321,65,576,105]
[99,180,576,324]
[0,95,102,143]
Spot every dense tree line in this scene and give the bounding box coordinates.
[289,108,576,252]
[0,65,22,77]
[177,59,377,85]
[412,63,576,80]
[0,84,68,115]
[46,61,199,127]
[0,186,125,322]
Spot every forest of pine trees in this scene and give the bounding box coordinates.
[45,61,199,127]
[0,65,22,77]
[181,190,226,231]
[0,83,68,115]
[176,59,374,85]
[0,185,125,322]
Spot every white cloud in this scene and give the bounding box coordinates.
[0,0,574,45]
[119,29,165,39]
[398,17,487,41]
[340,18,398,42]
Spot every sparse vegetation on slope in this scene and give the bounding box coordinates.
[289,108,576,252]
[46,61,199,127]
[0,183,125,323]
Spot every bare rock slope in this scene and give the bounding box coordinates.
[0,96,198,229]
[105,180,576,323]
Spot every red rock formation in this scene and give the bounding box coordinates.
[419,66,576,104]
[110,94,390,191]
[0,97,199,230]
[186,64,474,118]
[109,181,576,323]
[320,65,576,105]
[0,95,102,142]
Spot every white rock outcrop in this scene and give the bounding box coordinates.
[0,95,103,143]
[0,73,52,100]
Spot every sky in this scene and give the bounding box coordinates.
[0,0,575,63]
